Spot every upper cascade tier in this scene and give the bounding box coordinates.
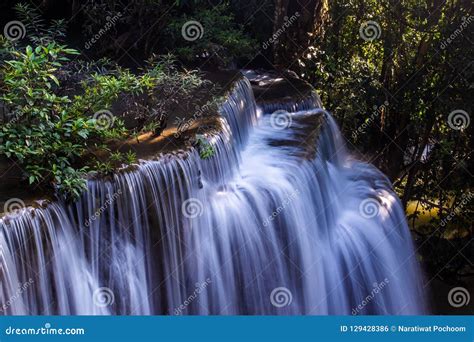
[0,73,426,315]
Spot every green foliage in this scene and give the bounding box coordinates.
[94,150,138,176]
[298,0,472,276]
[0,3,217,198]
[141,121,162,134]
[94,161,115,176]
[167,3,258,66]
[138,54,209,125]
[78,1,257,67]
[195,134,215,159]
[13,2,67,45]
[0,5,150,198]
[0,43,90,197]
[124,151,138,165]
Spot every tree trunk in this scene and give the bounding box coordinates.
[272,0,327,68]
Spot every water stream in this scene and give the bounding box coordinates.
[0,76,426,315]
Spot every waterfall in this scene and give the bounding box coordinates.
[0,76,426,315]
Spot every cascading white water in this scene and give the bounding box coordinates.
[0,76,426,315]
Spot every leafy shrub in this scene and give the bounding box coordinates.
[0,42,127,198]
[194,134,215,159]
[0,3,224,199]
[168,4,257,67]
[78,1,257,67]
